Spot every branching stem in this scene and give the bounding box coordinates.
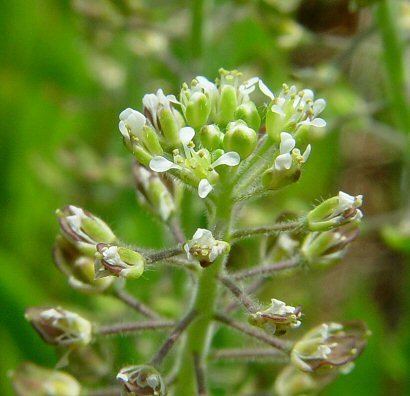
[210,348,289,363]
[146,246,183,263]
[219,275,258,313]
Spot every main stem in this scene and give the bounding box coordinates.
[175,191,233,395]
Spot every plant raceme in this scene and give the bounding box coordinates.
[13,70,369,396]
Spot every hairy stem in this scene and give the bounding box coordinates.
[215,313,291,353]
[220,275,258,313]
[150,310,197,367]
[95,320,174,336]
[210,348,289,363]
[112,288,162,320]
[168,216,186,244]
[147,246,183,263]
[230,257,300,281]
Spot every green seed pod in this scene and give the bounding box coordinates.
[184,91,211,129]
[199,124,223,151]
[224,121,257,159]
[218,84,237,126]
[234,101,261,131]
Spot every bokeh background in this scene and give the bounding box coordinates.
[1,0,410,394]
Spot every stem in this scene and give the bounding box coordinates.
[230,257,300,281]
[219,276,258,313]
[231,221,302,242]
[95,320,174,336]
[175,195,234,395]
[150,310,197,367]
[147,246,183,263]
[225,279,265,314]
[112,288,162,320]
[215,313,291,353]
[191,0,206,61]
[168,216,186,244]
[194,353,207,396]
[210,348,289,363]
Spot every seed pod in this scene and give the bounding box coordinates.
[25,307,92,348]
[117,365,166,396]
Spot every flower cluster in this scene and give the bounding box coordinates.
[118,69,326,199]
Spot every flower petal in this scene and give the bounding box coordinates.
[271,104,285,117]
[198,179,213,198]
[311,118,326,128]
[275,153,292,170]
[302,144,312,162]
[119,108,133,121]
[212,152,240,168]
[119,121,130,139]
[279,132,295,154]
[179,127,195,145]
[127,112,146,133]
[259,80,275,100]
[313,99,326,115]
[149,157,180,172]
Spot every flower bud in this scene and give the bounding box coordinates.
[142,125,163,156]
[57,206,116,255]
[25,307,92,348]
[234,101,261,131]
[117,365,166,396]
[11,362,81,396]
[307,191,363,231]
[95,244,145,279]
[218,84,238,126]
[266,105,287,142]
[183,91,211,129]
[301,226,359,267]
[158,107,181,147]
[275,365,327,396]
[291,321,369,374]
[249,299,302,335]
[184,228,230,267]
[134,165,176,222]
[54,236,114,294]
[199,124,223,151]
[224,120,257,159]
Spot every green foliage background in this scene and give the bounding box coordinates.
[1,0,409,394]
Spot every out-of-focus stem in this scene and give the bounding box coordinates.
[95,320,174,336]
[191,0,206,61]
[219,275,258,313]
[231,221,303,242]
[210,348,289,363]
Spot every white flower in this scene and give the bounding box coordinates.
[274,132,311,171]
[338,191,363,212]
[142,89,179,130]
[184,228,230,265]
[119,108,146,140]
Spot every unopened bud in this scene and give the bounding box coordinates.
[301,225,359,267]
[266,105,287,142]
[57,206,116,255]
[307,191,363,231]
[158,107,181,147]
[25,307,92,348]
[184,228,230,267]
[117,365,166,396]
[142,125,163,156]
[11,362,81,396]
[291,321,369,374]
[199,124,223,151]
[54,236,114,294]
[262,166,301,190]
[134,165,176,222]
[224,121,257,159]
[218,84,237,126]
[234,101,261,131]
[95,244,145,279]
[184,91,211,129]
[249,299,302,335]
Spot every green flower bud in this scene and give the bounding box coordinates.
[234,101,261,131]
[301,226,359,268]
[262,166,301,190]
[53,236,114,294]
[218,84,237,126]
[25,307,92,348]
[224,120,257,159]
[184,228,230,268]
[291,321,369,374]
[95,244,145,279]
[11,362,81,396]
[199,124,223,151]
[382,220,410,254]
[117,365,166,396]
[142,125,163,156]
[249,298,302,336]
[266,105,287,142]
[134,165,176,222]
[158,107,180,147]
[307,191,363,231]
[57,206,116,255]
[184,91,211,129]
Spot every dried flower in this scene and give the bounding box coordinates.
[117,365,166,396]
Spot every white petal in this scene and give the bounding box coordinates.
[259,80,274,100]
[275,153,292,170]
[313,98,326,115]
[143,93,159,112]
[127,112,146,133]
[338,191,355,210]
[311,118,326,128]
[119,121,130,139]
[212,152,240,168]
[179,127,195,145]
[279,132,295,154]
[119,108,134,121]
[271,104,285,117]
[198,179,213,198]
[302,144,312,162]
[243,77,259,88]
[302,89,314,101]
[149,157,180,172]
[192,228,206,240]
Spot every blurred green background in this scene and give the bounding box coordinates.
[1,0,410,394]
